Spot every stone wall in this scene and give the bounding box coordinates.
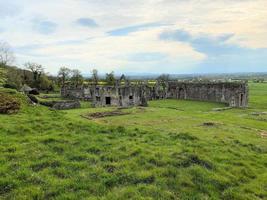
[52,100,81,110]
[61,81,248,108]
[92,85,147,107]
[61,85,92,100]
[161,81,248,107]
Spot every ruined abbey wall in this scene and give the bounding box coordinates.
[92,85,147,107]
[61,86,92,100]
[165,82,248,107]
[61,81,248,108]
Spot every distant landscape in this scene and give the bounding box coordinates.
[1,0,267,199]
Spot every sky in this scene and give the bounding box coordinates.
[0,0,267,75]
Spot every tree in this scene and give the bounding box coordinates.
[157,74,170,88]
[157,74,170,82]
[91,69,99,85]
[21,69,33,86]
[58,67,71,86]
[0,66,6,87]
[71,69,83,86]
[120,74,126,81]
[24,62,44,88]
[5,67,22,89]
[119,74,130,85]
[0,41,15,66]
[0,42,15,86]
[39,75,54,92]
[105,71,116,85]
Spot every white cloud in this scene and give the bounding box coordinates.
[0,0,267,74]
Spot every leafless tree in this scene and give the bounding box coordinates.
[91,69,99,85]
[71,69,83,86]
[58,67,71,86]
[0,41,15,66]
[24,62,44,87]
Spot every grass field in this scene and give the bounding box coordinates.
[0,83,267,199]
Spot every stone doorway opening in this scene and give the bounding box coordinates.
[240,93,244,106]
[178,88,185,99]
[106,97,111,105]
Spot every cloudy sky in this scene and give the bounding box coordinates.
[0,0,267,75]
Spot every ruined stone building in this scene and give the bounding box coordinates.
[61,80,248,108]
[61,81,148,107]
[165,81,248,107]
[61,85,92,100]
[91,84,147,107]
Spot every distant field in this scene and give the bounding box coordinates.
[0,83,266,199]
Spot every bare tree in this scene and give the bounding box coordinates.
[0,42,15,66]
[24,62,44,84]
[91,69,99,85]
[58,67,71,86]
[71,69,83,86]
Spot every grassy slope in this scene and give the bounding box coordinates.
[0,83,266,199]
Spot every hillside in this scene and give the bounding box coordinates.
[0,83,266,199]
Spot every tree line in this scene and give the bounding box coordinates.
[57,67,118,86]
[0,41,170,92]
[0,41,122,91]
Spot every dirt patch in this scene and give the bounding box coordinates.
[260,131,267,138]
[202,122,216,126]
[82,110,130,119]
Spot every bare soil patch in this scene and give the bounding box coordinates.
[202,122,216,126]
[201,121,224,127]
[260,131,267,138]
[82,110,130,119]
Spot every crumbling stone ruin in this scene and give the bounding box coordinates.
[52,100,81,110]
[157,81,248,107]
[92,80,148,107]
[61,80,248,108]
[61,85,92,100]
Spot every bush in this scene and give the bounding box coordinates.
[0,92,21,114]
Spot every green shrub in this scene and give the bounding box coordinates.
[0,92,21,114]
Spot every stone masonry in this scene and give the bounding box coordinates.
[61,80,248,108]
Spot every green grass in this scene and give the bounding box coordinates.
[0,83,267,199]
